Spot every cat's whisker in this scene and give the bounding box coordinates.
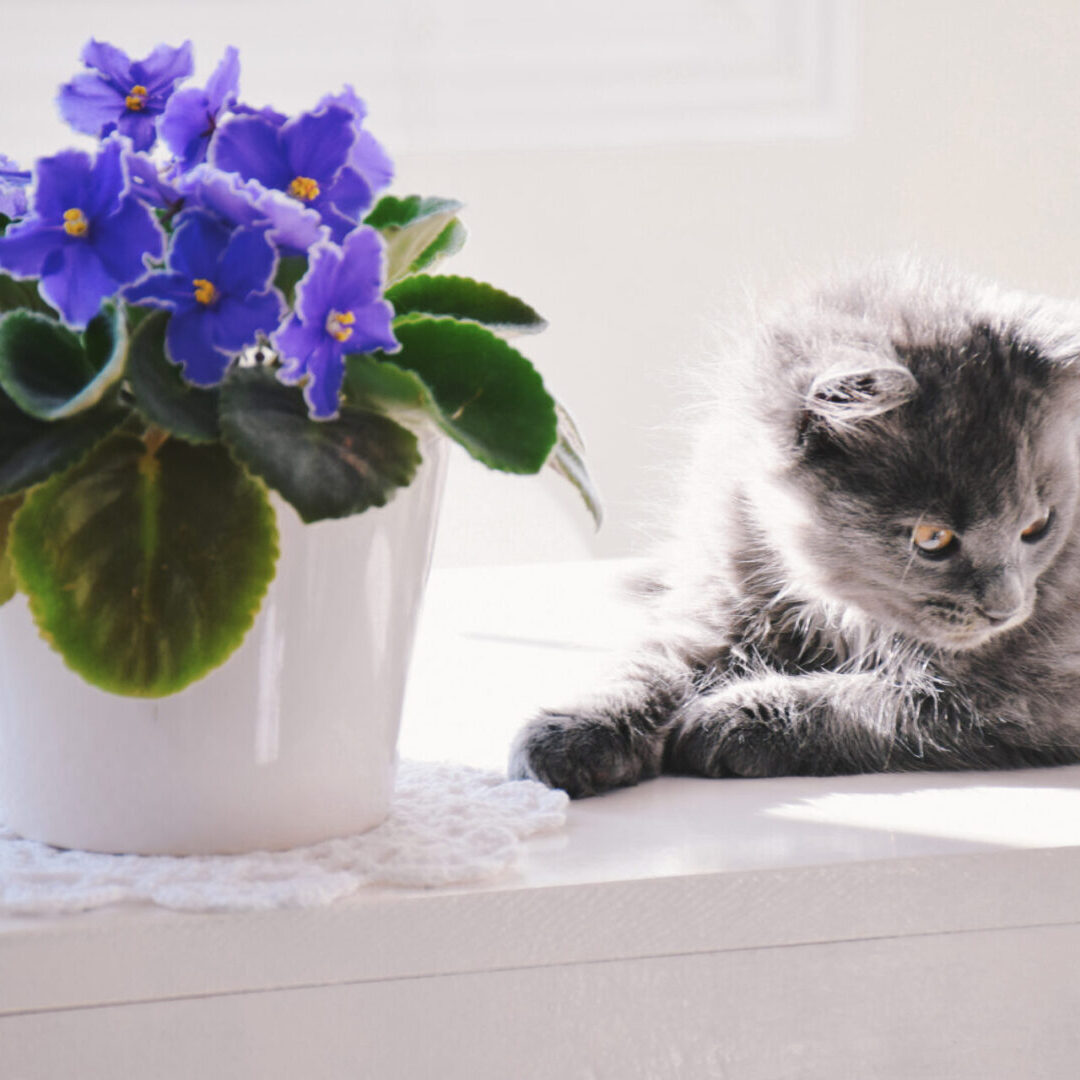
[900,512,927,584]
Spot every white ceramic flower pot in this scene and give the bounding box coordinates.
[0,438,447,855]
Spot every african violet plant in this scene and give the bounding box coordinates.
[0,40,598,698]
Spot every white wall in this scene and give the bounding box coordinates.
[3,2,1080,565]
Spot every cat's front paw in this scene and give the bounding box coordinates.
[665,690,801,779]
[509,709,652,798]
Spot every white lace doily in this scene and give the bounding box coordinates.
[0,760,568,915]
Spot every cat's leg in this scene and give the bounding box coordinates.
[663,670,1046,778]
[509,644,715,797]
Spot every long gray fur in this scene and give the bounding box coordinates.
[510,259,1080,796]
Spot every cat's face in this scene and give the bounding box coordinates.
[775,328,1080,651]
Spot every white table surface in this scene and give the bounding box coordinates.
[4,559,1080,1079]
[403,560,1080,875]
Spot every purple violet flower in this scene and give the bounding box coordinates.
[273,227,398,419]
[57,39,194,152]
[211,105,371,243]
[127,151,183,212]
[0,154,32,219]
[160,47,240,172]
[176,164,325,255]
[318,86,394,196]
[0,136,163,328]
[125,210,284,386]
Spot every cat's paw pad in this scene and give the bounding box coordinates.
[509,710,647,798]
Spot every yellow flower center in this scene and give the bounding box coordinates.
[287,176,320,202]
[125,85,149,111]
[326,310,355,343]
[62,208,88,237]
[192,278,218,306]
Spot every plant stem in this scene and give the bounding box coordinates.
[143,426,169,457]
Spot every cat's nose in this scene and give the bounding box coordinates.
[976,570,1024,624]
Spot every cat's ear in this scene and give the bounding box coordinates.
[805,357,917,431]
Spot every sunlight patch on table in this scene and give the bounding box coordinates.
[766,786,1080,848]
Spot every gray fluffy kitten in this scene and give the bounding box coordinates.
[510,260,1080,797]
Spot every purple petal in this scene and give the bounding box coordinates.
[318,85,368,123]
[31,149,93,222]
[79,40,133,87]
[347,299,399,354]
[230,102,288,127]
[168,210,231,279]
[131,41,194,93]
[333,226,385,308]
[0,220,64,277]
[249,185,326,254]
[313,86,392,194]
[302,341,345,420]
[0,153,28,176]
[115,110,158,153]
[176,165,261,229]
[315,201,363,245]
[0,160,31,219]
[41,249,63,278]
[39,243,115,329]
[160,47,239,171]
[324,165,373,224]
[166,308,230,385]
[350,130,394,193]
[159,87,214,167]
[127,152,182,210]
[291,240,340,327]
[84,135,126,219]
[280,106,354,184]
[56,73,126,138]
[90,194,165,281]
[211,116,290,190]
[125,271,192,310]
[176,165,325,255]
[205,47,240,112]
[272,315,323,382]
[0,186,28,219]
[211,290,283,351]
[216,226,276,296]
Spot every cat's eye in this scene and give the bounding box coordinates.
[1021,508,1054,542]
[912,524,957,555]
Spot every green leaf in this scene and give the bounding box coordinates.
[0,273,56,318]
[220,367,421,523]
[0,387,126,496]
[548,401,603,529]
[346,341,600,523]
[407,219,467,275]
[274,255,308,307]
[128,311,220,444]
[364,195,465,283]
[369,317,557,474]
[344,354,442,421]
[387,275,546,335]
[11,435,279,697]
[365,194,462,230]
[0,492,24,606]
[125,302,154,336]
[0,305,127,421]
